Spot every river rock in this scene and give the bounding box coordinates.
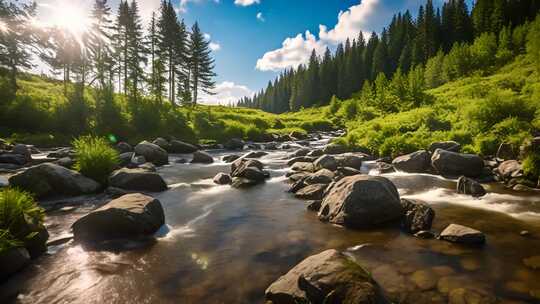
[400,199,435,234]
[448,288,496,304]
[429,141,461,153]
[439,224,486,245]
[457,176,486,197]
[231,177,259,188]
[289,130,306,140]
[318,175,402,228]
[289,148,310,158]
[119,152,134,167]
[213,172,232,185]
[295,183,327,200]
[497,160,522,180]
[305,169,335,185]
[12,144,32,163]
[191,151,214,164]
[0,247,30,280]
[314,154,338,171]
[523,256,540,270]
[243,151,268,159]
[9,163,100,198]
[392,150,431,173]
[431,149,484,177]
[265,249,390,304]
[72,193,165,243]
[291,162,315,172]
[116,142,133,154]
[139,162,157,172]
[152,137,170,150]
[322,143,348,155]
[239,166,267,181]
[288,177,307,193]
[169,140,198,153]
[47,147,74,159]
[225,138,245,150]
[336,166,361,177]
[109,168,167,192]
[0,153,27,165]
[336,153,368,169]
[56,157,75,169]
[306,200,322,212]
[231,158,264,176]
[134,141,168,166]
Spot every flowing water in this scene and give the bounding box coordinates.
[1,135,540,303]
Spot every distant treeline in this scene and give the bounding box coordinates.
[237,0,540,113]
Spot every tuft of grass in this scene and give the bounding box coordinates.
[73,136,120,185]
[0,188,44,253]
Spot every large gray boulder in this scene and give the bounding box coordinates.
[169,140,198,153]
[8,163,100,198]
[439,224,486,245]
[134,141,168,166]
[456,176,486,197]
[400,199,435,234]
[287,156,316,166]
[224,138,245,150]
[336,153,369,169]
[0,153,27,165]
[322,143,348,155]
[116,142,133,154]
[313,154,338,171]
[318,175,402,228]
[289,148,310,158]
[265,249,390,304]
[392,150,431,173]
[72,193,165,243]
[431,149,484,177]
[291,162,315,172]
[152,137,170,150]
[191,151,214,164]
[109,168,167,192]
[231,158,264,176]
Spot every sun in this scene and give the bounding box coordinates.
[42,0,91,40]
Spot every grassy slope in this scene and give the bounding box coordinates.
[336,56,540,158]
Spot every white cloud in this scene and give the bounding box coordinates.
[199,81,254,105]
[319,0,381,44]
[256,12,265,22]
[234,0,260,7]
[209,42,221,51]
[256,31,326,71]
[179,0,220,13]
[255,0,389,71]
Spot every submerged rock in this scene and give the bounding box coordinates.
[134,141,168,166]
[109,168,167,192]
[456,176,486,197]
[72,193,165,243]
[191,151,214,164]
[392,150,431,173]
[400,199,435,234]
[431,149,484,177]
[318,175,402,228]
[439,224,486,245]
[265,249,390,304]
[213,172,232,185]
[9,163,100,198]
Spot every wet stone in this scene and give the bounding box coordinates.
[410,269,438,291]
[523,256,540,270]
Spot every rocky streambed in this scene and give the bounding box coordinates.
[0,134,540,303]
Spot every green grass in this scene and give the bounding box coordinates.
[73,136,120,185]
[0,188,45,253]
[335,56,540,159]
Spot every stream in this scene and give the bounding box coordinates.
[1,134,540,303]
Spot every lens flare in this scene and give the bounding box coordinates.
[38,0,91,44]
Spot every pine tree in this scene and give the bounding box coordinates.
[372,30,389,78]
[87,0,113,90]
[319,47,335,105]
[189,22,215,105]
[126,0,147,100]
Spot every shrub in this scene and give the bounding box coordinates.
[523,154,540,181]
[0,188,44,253]
[73,136,119,185]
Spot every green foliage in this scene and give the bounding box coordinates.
[0,188,44,253]
[470,32,498,72]
[527,14,540,74]
[523,154,540,181]
[73,136,120,185]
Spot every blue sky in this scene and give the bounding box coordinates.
[34,0,475,104]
